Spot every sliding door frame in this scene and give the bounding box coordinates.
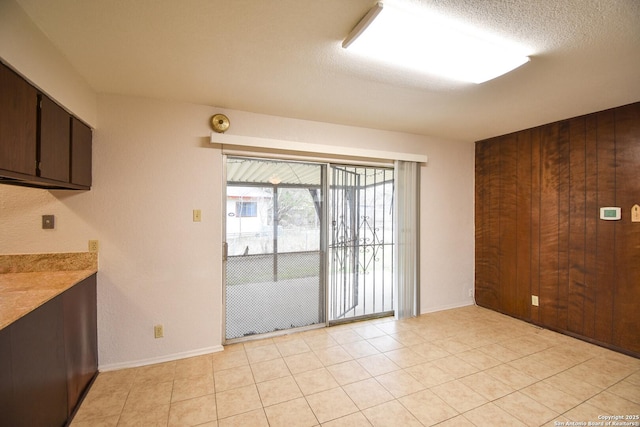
[221,152,395,344]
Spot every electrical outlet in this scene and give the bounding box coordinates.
[193,209,202,222]
[154,324,164,339]
[468,289,474,297]
[88,240,99,252]
[532,295,539,306]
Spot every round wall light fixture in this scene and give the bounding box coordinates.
[211,114,230,133]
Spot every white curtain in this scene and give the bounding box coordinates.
[393,160,420,319]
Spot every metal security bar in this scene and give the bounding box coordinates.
[329,165,394,322]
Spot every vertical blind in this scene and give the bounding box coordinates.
[394,160,420,319]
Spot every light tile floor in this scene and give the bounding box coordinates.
[71,306,640,426]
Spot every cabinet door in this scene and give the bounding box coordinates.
[71,118,92,187]
[63,274,98,416]
[39,95,71,182]
[0,327,15,426]
[0,63,37,175]
[10,297,68,427]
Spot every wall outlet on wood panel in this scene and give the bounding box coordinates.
[531,295,539,306]
[632,204,640,222]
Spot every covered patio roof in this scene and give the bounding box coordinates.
[227,157,394,187]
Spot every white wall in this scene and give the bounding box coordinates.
[0,93,475,368]
[0,0,475,369]
[1,95,226,368]
[418,140,476,312]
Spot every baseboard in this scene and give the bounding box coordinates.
[420,300,474,314]
[99,302,475,371]
[98,344,224,372]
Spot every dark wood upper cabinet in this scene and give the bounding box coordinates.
[71,118,92,187]
[0,63,37,175]
[39,95,71,182]
[0,61,91,190]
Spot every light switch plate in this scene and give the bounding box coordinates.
[532,295,539,306]
[193,209,202,222]
[632,204,640,222]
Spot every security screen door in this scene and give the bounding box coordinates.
[224,157,394,341]
[328,165,395,322]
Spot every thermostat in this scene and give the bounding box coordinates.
[600,207,621,220]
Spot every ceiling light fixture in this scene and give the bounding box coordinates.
[342,2,530,84]
[268,175,282,185]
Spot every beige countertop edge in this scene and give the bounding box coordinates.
[0,269,97,331]
[0,252,98,274]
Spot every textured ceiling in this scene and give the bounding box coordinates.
[14,0,640,142]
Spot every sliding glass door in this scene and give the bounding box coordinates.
[224,157,395,341]
[224,157,325,340]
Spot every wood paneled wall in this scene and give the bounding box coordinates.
[475,102,640,357]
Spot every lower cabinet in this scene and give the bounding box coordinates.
[63,275,98,417]
[0,327,14,424]
[0,274,97,427]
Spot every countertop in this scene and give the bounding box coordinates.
[0,252,98,331]
[0,270,96,330]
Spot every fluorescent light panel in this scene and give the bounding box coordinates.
[343,2,530,84]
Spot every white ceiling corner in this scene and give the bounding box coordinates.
[14,0,640,142]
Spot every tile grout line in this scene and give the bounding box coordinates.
[71,307,639,427]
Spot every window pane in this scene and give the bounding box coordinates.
[237,201,257,217]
